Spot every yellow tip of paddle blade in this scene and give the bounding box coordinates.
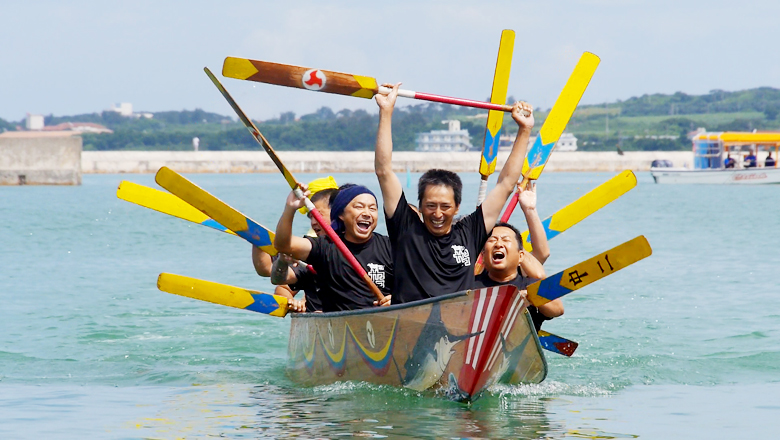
[223,57,259,80]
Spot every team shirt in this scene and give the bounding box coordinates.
[386,192,489,304]
[305,233,393,312]
[473,270,551,332]
[288,265,322,313]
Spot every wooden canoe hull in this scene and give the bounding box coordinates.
[287,286,547,402]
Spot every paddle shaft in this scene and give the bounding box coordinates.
[377,86,513,112]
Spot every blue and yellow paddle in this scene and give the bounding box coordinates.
[520,170,637,252]
[526,235,652,307]
[154,168,277,255]
[475,169,636,275]
[477,29,514,206]
[117,180,239,237]
[157,273,290,317]
[538,330,579,357]
[501,52,601,223]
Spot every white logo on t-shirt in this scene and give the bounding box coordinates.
[451,245,471,267]
[367,263,386,288]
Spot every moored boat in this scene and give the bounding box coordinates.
[651,131,780,184]
[287,285,546,402]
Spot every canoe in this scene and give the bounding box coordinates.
[287,285,546,402]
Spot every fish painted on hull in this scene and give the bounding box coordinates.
[402,303,480,391]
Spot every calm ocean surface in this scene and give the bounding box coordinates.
[1,171,778,439]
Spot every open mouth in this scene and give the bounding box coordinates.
[491,249,506,264]
[356,219,372,233]
[430,218,445,229]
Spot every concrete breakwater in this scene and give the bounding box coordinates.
[1,134,82,185]
[82,151,693,174]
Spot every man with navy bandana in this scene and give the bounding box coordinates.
[274,184,394,312]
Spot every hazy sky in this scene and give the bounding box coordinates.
[1,0,778,122]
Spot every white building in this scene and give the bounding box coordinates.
[106,103,153,119]
[109,103,134,117]
[498,132,578,151]
[415,120,473,152]
[26,114,44,131]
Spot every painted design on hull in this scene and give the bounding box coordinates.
[347,318,398,375]
[402,303,480,392]
[293,316,400,376]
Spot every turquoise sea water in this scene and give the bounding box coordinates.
[1,172,778,439]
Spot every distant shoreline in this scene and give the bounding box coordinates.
[81,151,693,174]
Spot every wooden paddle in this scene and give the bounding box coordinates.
[526,235,652,307]
[519,170,637,252]
[117,180,240,237]
[203,67,385,303]
[157,273,292,317]
[154,169,279,254]
[222,56,524,114]
[501,52,601,222]
[129,177,316,274]
[474,169,636,275]
[474,52,600,273]
[538,330,578,357]
[477,29,515,206]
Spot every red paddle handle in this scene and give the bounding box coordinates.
[305,197,385,302]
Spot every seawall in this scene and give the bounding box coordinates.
[1,134,82,185]
[81,151,693,174]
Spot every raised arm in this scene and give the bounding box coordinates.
[274,190,314,262]
[251,246,273,277]
[518,182,550,264]
[519,250,546,280]
[481,102,535,231]
[374,83,404,218]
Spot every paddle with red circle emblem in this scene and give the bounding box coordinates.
[222,56,517,113]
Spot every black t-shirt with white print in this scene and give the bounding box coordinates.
[473,270,551,332]
[386,192,489,304]
[288,264,322,313]
[305,233,393,312]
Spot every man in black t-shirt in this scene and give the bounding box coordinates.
[476,222,563,332]
[274,184,393,312]
[374,83,535,303]
[270,186,339,312]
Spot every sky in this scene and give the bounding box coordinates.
[1,0,779,122]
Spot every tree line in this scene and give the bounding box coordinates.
[3,87,779,151]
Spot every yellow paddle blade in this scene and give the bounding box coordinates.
[521,170,637,251]
[479,29,514,178]
[157,273,289,317]
[522,52,600,180]
[154,167,277,255]
[117,181,238,236]
[526,235,652,307]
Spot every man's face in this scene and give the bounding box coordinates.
[308,198,331,237]
[339,193,378,243]
[420,184,458,237]
[482,226,522,273]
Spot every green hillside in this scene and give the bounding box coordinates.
[2,87,778,151]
